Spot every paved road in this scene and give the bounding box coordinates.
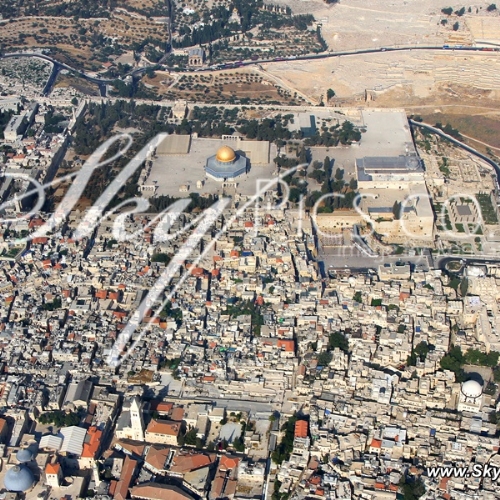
[410,119,500,219]
[319,248,432,272]
[409,120,500,177]
[436,255,500,270]
[3,44,499,91]
[1,52,109,96]
[130,44,500,77]
[42,62,60,96]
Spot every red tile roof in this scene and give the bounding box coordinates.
[294,420,308,439]
[130,483,194,500]
[219,455,239,470]
[31,237,48,244]
[146,419,180,437]
[151,401,173,413]
[114,455,137,500]
[170,452,215,474]
[170,407,184,422]
[45,463,61,475]
[82,426,102,458]
[277,339,295,352]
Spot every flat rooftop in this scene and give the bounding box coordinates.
[356,154,423,181]
[307,110,419,182]
[358,155,422,172]
[5,114,24,132]
[360,110,416,157]
[157,134,191,155]
[359,184,434,219]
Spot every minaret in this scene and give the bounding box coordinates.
[130,397,145,441]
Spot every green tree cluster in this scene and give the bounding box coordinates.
[221,299,264,336]
[160,357,181,370]
[44,0,113,18]
[464,349,500,367]
[407,341,434,366]
[328,332,349,352]
[305,121,361,147]
[232,421,247,452]
[151,253,171,264]
[318,351,333,366]
[43,297,62,311]
[159,302,183,326]
[271,415,299,464]
[440,345,464,377]
[182,428,202,447]
[238,117,292,142]
[39,408,84,427]
[435,122,462,139]
[400,476,425,500]
[0,109,15,139]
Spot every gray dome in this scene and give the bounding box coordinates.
[4,465,35,492]
[16,449,33,463]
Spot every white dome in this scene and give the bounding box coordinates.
[461,379,482,399]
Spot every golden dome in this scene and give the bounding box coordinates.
[216,145,236,163]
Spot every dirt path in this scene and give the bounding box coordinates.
[405,104,500,115]
[458,133,500,153]
[253,67,318,105]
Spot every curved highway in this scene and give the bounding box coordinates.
[2,44,500,90]
[129,44,500,77]
[0,52,111,96]
[437,256,500,271]
[409,120,500,182]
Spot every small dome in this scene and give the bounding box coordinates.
[216,146,236,163]
[4,465,35,492]
[462,379,483,399]
[16,449,33,463]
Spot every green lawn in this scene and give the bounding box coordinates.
[476,193,498,224]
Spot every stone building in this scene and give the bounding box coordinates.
[188,48,205,67]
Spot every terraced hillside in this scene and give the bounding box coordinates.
[0,0,322,71]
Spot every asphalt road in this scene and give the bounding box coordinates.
[1,52,110,96]
[409,120,500,183]
[3,44,500,91]
[436,255,500,271]
[131,44,500,77]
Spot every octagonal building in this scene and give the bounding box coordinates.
[205,146,248,181]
